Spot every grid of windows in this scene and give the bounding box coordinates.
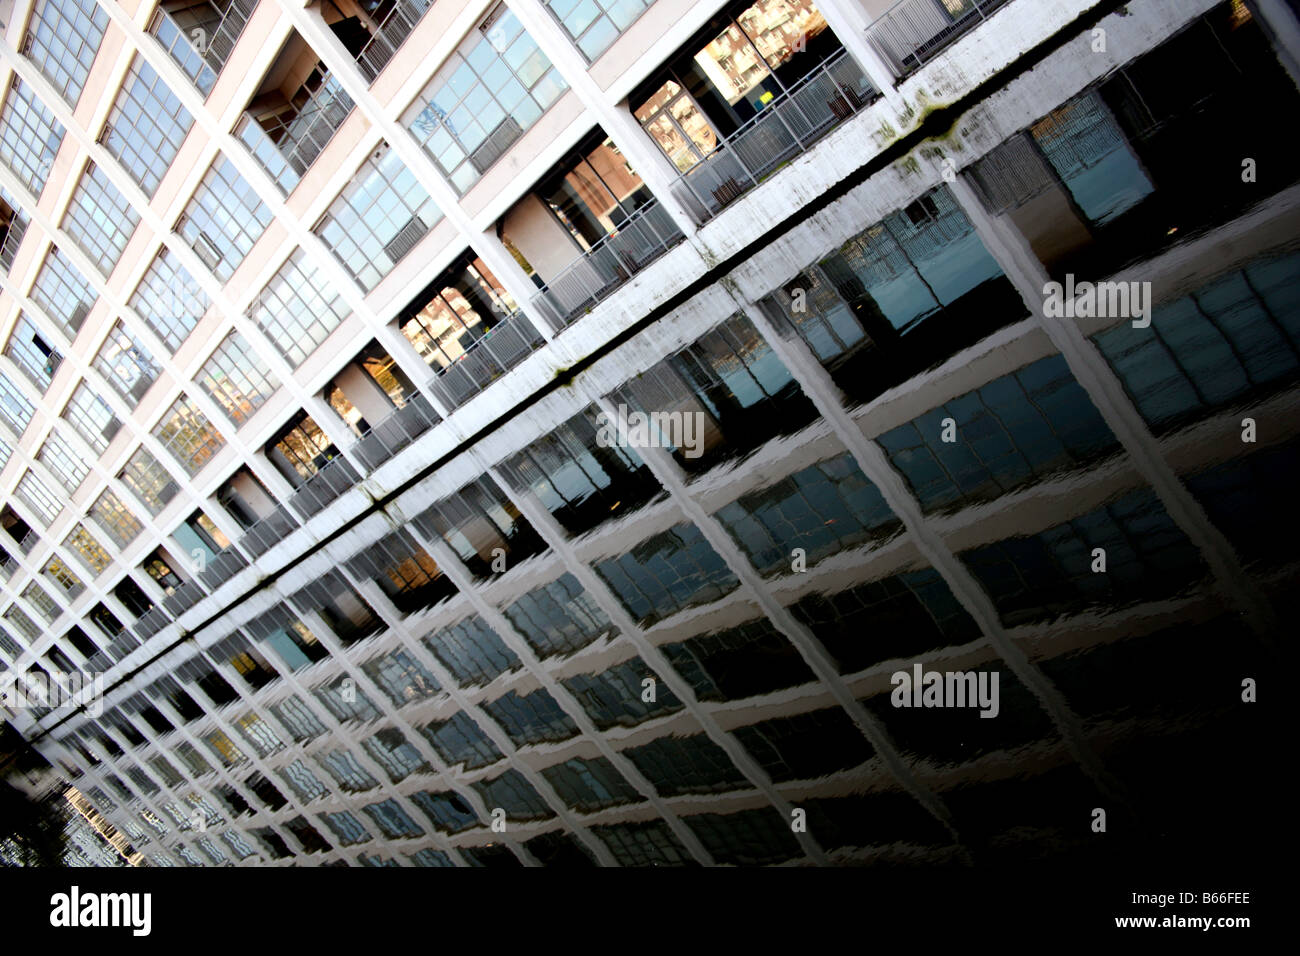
[405,8,567,194]
[101,57,194,197]
[196,332,278,426]
[0,376,35,435]
[29,247,97,337]
[248,248,349,368]
[314,144,441,292]
[545,0,650,61]
[22,0,109,105]
[37,430,89,493]
[89,489,144,548]
[62,383,121,454]
[61,163,140,275]
[92,320,159,407]
[0,78,64,196]
[129,248,210,350]
[118,446,179,517]
[152,394,225,476]
[64,523,113,575]
[176,157,271,283]
[15,469,62,525]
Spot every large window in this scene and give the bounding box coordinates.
[92,320,159,407]
[62,383,121,454]
[15,470,62,526]
[89,489,144,548]
[176,157,271,283]
[61,162,140,275]
[197,331,278,426]
[248,248,349,368]
[29,247,97,337]
[4,315,61,390]
[404,7,566,194]
[22,0,109,106]
[0,377,35,435]
[545,0,651,61]
[315,144,441,292]
[129,248,209,351]
[64,523,113,575]
[594,522,740,626]
[101,57,193,197]
[0,78,64,196]
[152,394,225,476]
[37,431,88,493]
[118,446,179,517]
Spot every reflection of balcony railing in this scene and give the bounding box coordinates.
[866,0,1012,78]
[352,394,440,471]
[239,504,299,559]
[670,51,875,224]
[133,605,172,640]
[289,456,362,520]
[426,311,546,411]
[198,546,249,589]
[238,75,354,194]
[532,200,684,332]
[356,0,433,83]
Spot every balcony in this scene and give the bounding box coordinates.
[531,200,684,332]
[238,504,300,559]
[425,310,546,411]
[198,546,250,589]
[161,581,206,617]
[150,0,258,96]
[866,0,1013,78]
[669,50,876,223]
[289,456,362,520]
[1,201,27,274]
[133,605,173,641]
[352,394,440,471]
[354,0,432,82]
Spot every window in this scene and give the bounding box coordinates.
[420,615,519,687]
[43,556,85,599]
[5,605,42,642]
[248,248,349,368]
[152,394,225,476]
[316,750,379,794]
[64,523,113,575]
[4,315,61,390]
[37,431,89,493]
[150,0,255,96]
[269,696,328,743]
[318,809,371,845]
[595,522,740,626]
[22,0,109,105]
[0,78,64,196]
[593,820,694,867]
[196,332,278,426]
[62,383,121,454]
[397,254,519,373]
[361,729,429,783]
[1,186,30,273]
[101,57,193,197]
[542,756,641,813]
[471,769,552,820]
[623,733,747,796]
[480,687,578,747]
[0,377,35,435]
[546,0,651,61]
[23,581,60,623]
[314,143,441,292]
[409,791,478,833]
[662,617,816,700]
[29,247,97,337]
[562,658,683,729]
[313,677,381,724]
[118,446,178,517]
[278,759,328,802]
[92,320,159,407]
[364,797,426,839]
[15,470,62,525]
[129,248,210,350]
[233,711,284,759]
[61,163,140,275]
[715,453,900,576]
[734,707,873,782]
[360,648,441,708]
[405,7,566,194]
[686,808,803,866]
[176,157,271,283]
[420,711,503,771]
[90,489,144,548]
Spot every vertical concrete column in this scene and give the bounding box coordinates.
[815,0,908,108]
[1249,0,1300,89]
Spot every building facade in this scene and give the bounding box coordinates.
[0,0,1296,866]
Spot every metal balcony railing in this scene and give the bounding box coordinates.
[152,0,257,95]
[352,394,440,471]
[355,0,433,83]
[238,504,299,559]
[1,212,28,273]
[866,0,1012,78]
[133,605,173,641]
[289,456,362,520]
[17,530,39,555]
[239,74,355,193]
[669,50,876,224]
[531,200,685,332]
[197,546,250,589]
[106,629,141,663]
[425,310,546,410]
[162,581,205,618]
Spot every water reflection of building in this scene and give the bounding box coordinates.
[0,0,1294,867]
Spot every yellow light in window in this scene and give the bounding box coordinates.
[759,91,775,105]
